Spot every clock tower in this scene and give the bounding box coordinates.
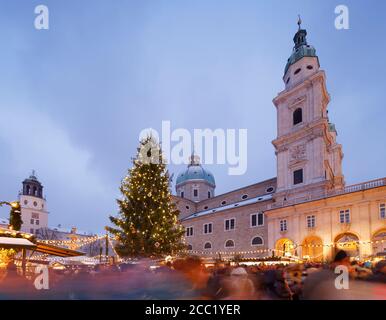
[19,171,48,234]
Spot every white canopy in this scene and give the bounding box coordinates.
[0,237,36,249]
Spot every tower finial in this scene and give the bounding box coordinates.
[297,14,302,30]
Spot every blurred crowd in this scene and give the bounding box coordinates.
[0,250,385,300]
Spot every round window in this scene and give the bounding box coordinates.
[266,187,274,193]
[33,201,37,207]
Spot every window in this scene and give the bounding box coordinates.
[280,219,287,232]
[225,240,235,248]
[294,68,301,75]
[203,223,213,234]
[186,227,194,237]
[208,191,211,199]
[30,219,34,225]
[266,187,274,193]
[293,108,303,125]
[185,206,190,210]
[286,77,290,84]
[221,201,227,205]
[242,194,248,200]
[187,244,192,250]
[193,189,198,197]
[251,236,264,246]
[180,191,184,198]
[32,213,39,219]
[36,220,40,225]
[251,213,264,227]
[204,242,212,250]
[380,204,385,219]
[30,228,34,234]
[293,169,303,185]
[307,215,316,228]
[339,209,350,224]
[307,65,313,70]
[204,206,208,210]
[225,218,235,231]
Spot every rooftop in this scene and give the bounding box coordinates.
[182,193,273,221]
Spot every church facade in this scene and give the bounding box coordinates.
[173,25,386,262]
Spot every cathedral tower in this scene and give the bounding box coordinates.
[272,20,344,203]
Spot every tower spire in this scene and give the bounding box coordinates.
[297,14,302,30]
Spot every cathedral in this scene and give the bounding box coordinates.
[173,23,386,262]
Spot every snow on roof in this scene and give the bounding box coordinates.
[182,193,273,220]
[0,237,35,247]
[48,226,93,236]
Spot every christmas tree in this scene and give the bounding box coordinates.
[9,202,22,231]
[107,136,185,257]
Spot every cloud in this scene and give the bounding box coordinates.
[0,105,114,232]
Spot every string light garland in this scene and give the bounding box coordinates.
[179,239,385,256]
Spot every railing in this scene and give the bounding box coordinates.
[268,177,386,210]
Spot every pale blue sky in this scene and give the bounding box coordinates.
[0,0,385,232]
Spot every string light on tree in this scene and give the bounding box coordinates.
[107,136,185,257]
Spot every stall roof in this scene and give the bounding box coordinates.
[0,237,36,249]
[35,242,85,257]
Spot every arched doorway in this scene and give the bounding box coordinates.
[334,233,360,257]
[275,238,295,257]
[302,236,323,262]
[372,229,386,257]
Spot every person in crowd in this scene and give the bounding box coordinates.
[220,267,256,300]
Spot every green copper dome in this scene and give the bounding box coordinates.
[284,28,319,75]
[176,155,216,187]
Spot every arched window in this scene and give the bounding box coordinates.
[204,242,212,249]
[251,236,264,246]
[33,186,37,196]
[187,244,192,250]
[26,185,30,195]
[225,239,235,248]
[293,108,303,125]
